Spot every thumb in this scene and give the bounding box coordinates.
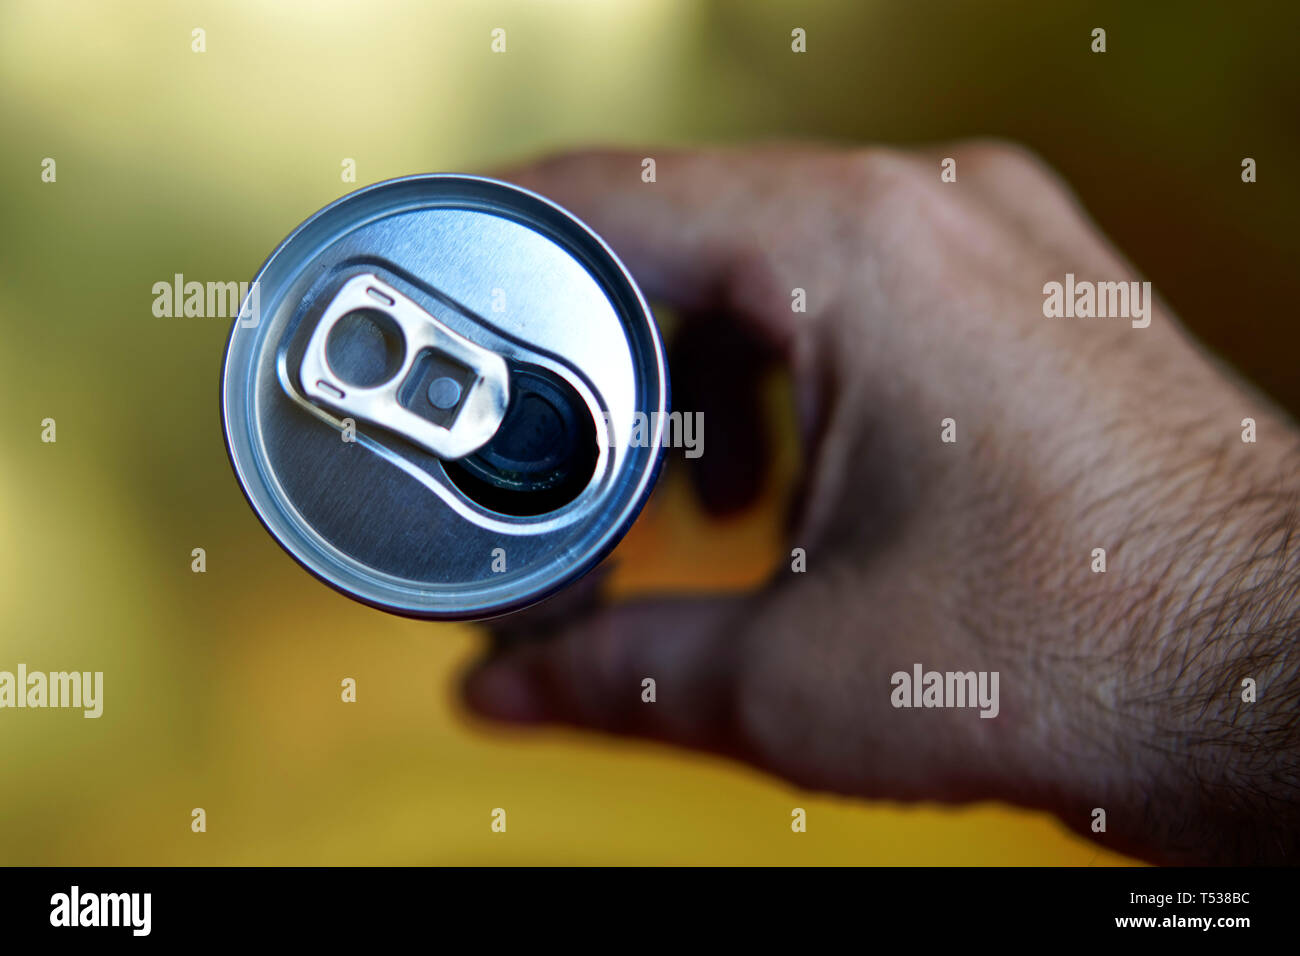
[461,596,752,755]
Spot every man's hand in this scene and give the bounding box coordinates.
[461,144,1300,864]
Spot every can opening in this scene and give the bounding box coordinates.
[443,364,597,516]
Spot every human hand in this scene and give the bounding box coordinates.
[461,144,1300,864]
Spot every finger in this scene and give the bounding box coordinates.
[462,595,751,755]
[484,147,801,348]
[464,574,1013,805]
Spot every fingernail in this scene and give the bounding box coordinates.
[463,663,548,723]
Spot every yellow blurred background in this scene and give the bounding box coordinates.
[4,0,1295,865]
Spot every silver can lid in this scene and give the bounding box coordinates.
[221,175,668,619]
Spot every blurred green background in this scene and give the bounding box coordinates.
[3,0,1295,865]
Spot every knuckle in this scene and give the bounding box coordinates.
[835,147,948,238]
[957,138,1063,188]
[842,146,930,200]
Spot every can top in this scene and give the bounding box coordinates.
[221,175,668,619]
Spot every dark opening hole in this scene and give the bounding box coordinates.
[444,365,598,516]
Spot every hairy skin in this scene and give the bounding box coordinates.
[461,143,1300,865]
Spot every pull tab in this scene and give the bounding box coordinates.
[299,274,509,460]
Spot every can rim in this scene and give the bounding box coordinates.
[219,173,669,621]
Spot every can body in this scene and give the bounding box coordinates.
[221,175,668,619]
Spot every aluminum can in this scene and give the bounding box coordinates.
[221,175,668,619]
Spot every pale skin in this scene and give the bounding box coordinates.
[461,144,1300,865]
